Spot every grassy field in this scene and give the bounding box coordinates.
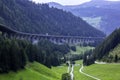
[0,62,60,80]
[73,60,120,80]
[52,60,120,80]
[71,46,94,54]
[83,63,120,80]
[52,60,94,80]
[74,60,94,80]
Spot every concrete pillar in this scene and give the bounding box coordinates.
[68,38,72,44]
[65,38,69,44]
[57,39,62,45]
[9,33,14,39]
[2,32,8,38]
[52,38,57,44]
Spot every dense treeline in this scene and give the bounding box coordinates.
[30,39,70,68]
[0,0,105,37]
[0,37,27,72]
[0,35,70,73]
[83,50,94,66]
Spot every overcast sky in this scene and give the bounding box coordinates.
[32,0,120,5]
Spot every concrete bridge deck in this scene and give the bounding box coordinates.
[0,24,105,45]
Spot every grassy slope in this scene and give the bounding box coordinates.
[71,46,94,54]
[0,62,60,80]
[27,62,60,79]
[83,63,120,80]
[52,64,68,77]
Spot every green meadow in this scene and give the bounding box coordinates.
[83,63,120,80]
[71,46,94,54]
[52,64,68,77]
[52,60,94,80]
[74,60,120,80]
[0,62,60,80]
[74,60,94,80]
[1,60,120,80]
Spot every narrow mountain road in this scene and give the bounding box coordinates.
[67,62,74,80]
[70,64,74,80]
[79,64,101,80]
[67,62,71,73]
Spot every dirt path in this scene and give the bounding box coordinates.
[79,64,101,80]
[67,62,71,73]
[70,64,74,80]
[67,63,74,80]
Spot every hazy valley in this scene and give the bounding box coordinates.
[0,0,120,80]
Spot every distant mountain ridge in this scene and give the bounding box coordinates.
[0,0,105,37]
[48,0,120,35]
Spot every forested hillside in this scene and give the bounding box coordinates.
[93,28,120,62]
[0,0,105,37]
[83,28,120,65]
[49,0,120,35]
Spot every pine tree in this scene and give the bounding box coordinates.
[114,55,118,62]
[9,40,20,71]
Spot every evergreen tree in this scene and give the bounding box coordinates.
[9,40,20,71]
[114,55,118,62]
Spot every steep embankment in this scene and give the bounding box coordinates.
[0,62,61,80]
[0,0,105,37]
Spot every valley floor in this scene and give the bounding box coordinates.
[1,46,120,80]
[0,60,120,80]
[83,63,120,80]
[53,60,120,80]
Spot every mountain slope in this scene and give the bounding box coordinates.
[109,44,120,59]
[48,0,120,35]
[0,0,105,37]
[0,62,61,80]
[93,28,120,62]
